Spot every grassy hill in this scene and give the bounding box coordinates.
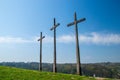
[0,66,113,80]
[1,62,120,78]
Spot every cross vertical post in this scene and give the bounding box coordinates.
[67,12,86,75]
[38,32,45,71]
[50,18,60,73]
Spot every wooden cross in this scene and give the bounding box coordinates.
[38,32,45,71]
[67,12,86,75]
[50,18,60,73]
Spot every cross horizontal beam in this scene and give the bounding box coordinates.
[38,36,45,41]
[67,18,86,27]
[50,23,60,31]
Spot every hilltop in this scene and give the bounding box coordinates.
[0,66,112,80]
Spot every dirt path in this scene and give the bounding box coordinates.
[95,77,106,80]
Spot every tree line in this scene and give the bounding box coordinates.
[0,62,119,79]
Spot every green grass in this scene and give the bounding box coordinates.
[0,66,112,80]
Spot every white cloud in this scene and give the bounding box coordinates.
[57,35,75,43]
[0,32,120,45]
[79,32,120,45]
[42,32,120,45]
[0,37,32,43]
[35,35,74,43]
[44,36,53,43]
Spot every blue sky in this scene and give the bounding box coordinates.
[0,0,120,63]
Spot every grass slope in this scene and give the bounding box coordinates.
[0,66,112,80]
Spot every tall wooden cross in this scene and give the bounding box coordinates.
[38,32,45,71]
[67,12,86,75]
[50,18,60,73]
